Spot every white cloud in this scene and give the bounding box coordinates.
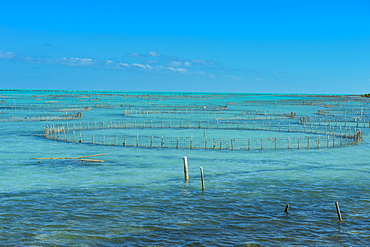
[127,52,145,58]
[119,62,130,68]
[0,50,244,79]
[208,73,216,78]
[192,59,215,65]
[56,57,94,66]
[195,71,205,75]
[153,65,188,74]
[0,51,16,59]
[133,63,152,70]
[176,68,188,73]
[184,62,192,67]
[168,61,182,67]
[225,75,242,80]
[145,59,162,64]
[148,51,160,57]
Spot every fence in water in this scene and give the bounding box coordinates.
[229,100,342,107]
[0,103,91,112]
[228,97,369,107]
[216,111,296,121]
[0,112,82,122]
[317,108,370,116]
[1,98,228,112]
[123,110,296,120]
[123,105,228,111]
[299,116,370,128]
[44,120,362,150]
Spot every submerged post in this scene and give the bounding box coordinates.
[284,203,289,214]
[183,156,189,181]
[335,201,343,222]
[200,166,205,192]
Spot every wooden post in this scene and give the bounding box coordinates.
[307,136,310,148]
[318,136,320,149]
[335,201,343,222]
[284,203,289,213]
[183,156,189,181]
[200,166,205,192]
[332,135,335,147]
[327,136,330,147]
[274,138,277,149]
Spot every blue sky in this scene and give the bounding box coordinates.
[0,0,369,94]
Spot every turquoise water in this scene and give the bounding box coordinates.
[0,90,369,246]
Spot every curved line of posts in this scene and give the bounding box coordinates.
[0,104,91,112]
[123,110,296,121]
[317,108,370,116]
[299,116,370,128]
[0,113,82,122]
[43,120,362,150]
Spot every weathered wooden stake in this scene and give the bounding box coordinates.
[200,166,205,191]
[183,156,189,181]
[284,203,289,213]
[335,201,343,222]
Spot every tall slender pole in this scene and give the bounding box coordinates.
[284,203,289,213]
[183,156,189,181]
[200,166,205,192]
[335,201,343,222]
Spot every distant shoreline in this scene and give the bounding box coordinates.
[0,88,365,97]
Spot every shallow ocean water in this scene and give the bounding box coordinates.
[0,91,369,246]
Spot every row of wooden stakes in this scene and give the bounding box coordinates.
[183,156,343,222]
